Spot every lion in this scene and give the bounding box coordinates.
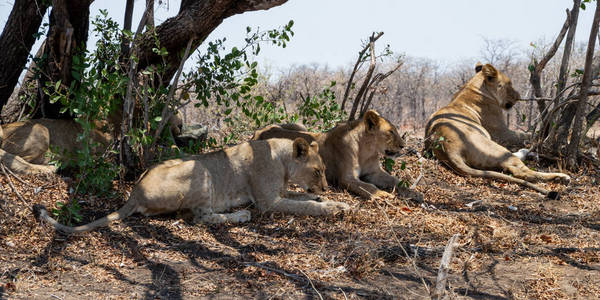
[252,110,423,201]
[36,138,350,233]
[424,63,570,199]
[1,118,112,165]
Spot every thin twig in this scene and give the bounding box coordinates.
[244,262,304,281]
[1,164,28,208]
[299,269,323,300]
[1,164,38,188]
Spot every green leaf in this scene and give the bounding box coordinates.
[384,158,395,172]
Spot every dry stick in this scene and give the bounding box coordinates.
[1,164,28,207]
[244,262,304,281]
[1,164,38,188]
[348,33,378,120]
[340,32,384,112]
[410,156,425,190]
[432,234,460,300]
[299,269,323,300]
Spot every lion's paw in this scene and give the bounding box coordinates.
[321,201,350,215]
[555,174,571,185]
[372,190,394,200]
[232,210,252,223]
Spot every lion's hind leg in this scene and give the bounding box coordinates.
[500,155,570,184]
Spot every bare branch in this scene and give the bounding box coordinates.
[340,32,384,113]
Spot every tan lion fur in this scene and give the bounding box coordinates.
[253,110,423,201]
[424,63,570,198]
[37,138,349,233]
[1,118,111,165]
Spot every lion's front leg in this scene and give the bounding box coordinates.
[361,167,400,190]
[260,196,349,217]
[192,207,251,224]
[339,175,392,200]
[361,167,424,201]
[284,190,320,201]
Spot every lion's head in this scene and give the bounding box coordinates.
[290,137,328,193]
[476,63,521,110]
[363,110,406,158]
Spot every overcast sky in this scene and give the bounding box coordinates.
[0,0,597,72]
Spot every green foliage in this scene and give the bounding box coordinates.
[52,199,83,227]
[297,81,347,131]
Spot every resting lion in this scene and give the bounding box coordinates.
[36,138,350,233]
[424,63,570,199]
[253,110,423,201]
[1,118,111,165]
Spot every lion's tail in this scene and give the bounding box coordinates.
[447,157,559,200]
[35,199,138,233]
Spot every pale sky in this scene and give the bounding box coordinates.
[0,0,597,72]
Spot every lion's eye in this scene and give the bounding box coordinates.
[314,169,321,176]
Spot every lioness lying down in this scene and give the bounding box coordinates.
[36,138,350,233]
[1,118,112,164]
[424,63,570,199]
[253,110,423,201]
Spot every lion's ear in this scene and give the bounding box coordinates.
[293,138,310,160]
[482,64,498,82]
[475,62,483,73]
[364,110,381,131]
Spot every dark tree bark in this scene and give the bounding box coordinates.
[0,0,50,115]
[146,0,155,28]
[135,0,288,84]
[1,39,46,123]
[34,0,92,119]
[566,1,600,168]
[120,0,135,59]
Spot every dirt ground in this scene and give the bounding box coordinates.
[0,135,599,300]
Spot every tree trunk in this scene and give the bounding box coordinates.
[566,1,600,168]
[1,39,47,123]
[34,0,92,119]
[135,0,288,84]
[0,0,50,114]
[551,0,580,147]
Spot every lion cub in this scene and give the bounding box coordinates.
[37,138,349,233]
[253,110,423,201]
[424,63,570,198]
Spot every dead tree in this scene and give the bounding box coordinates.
[566,1,600,168]
[343,32,402,121]
[528,9,570,115]
[551,0,581,146]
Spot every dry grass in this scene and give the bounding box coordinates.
[0,135,599,299]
